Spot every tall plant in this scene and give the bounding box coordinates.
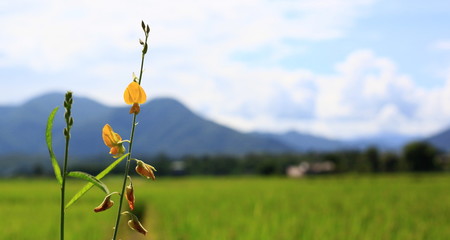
[46,21,156,240]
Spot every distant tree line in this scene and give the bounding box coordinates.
[2,141,449,177]
[70,141,449,177]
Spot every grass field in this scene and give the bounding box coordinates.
[1,174,449,239]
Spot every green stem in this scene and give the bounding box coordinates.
[60,92,73,240]
[112,24,148,239]
[112,114,137,239]
[60,133,70,240]
[137,33,148,85]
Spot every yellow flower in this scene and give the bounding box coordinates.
[123,81,147,114]
[102,124,126,158]
[135,160,156,180]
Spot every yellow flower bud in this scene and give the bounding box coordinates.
[135,160,156,180]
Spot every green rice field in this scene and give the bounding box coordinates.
[1,174,449,239]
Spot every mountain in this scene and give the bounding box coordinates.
[425,127,450,152]
[0,93,291,159]
[0,92,424,162]
[344,132,419,151]
[252,130,418,152]
[127,98,292,155]
[252,131,345,152]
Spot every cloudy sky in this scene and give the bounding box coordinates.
[1,0,450,139]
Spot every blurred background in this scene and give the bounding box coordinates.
[1,0,450,173]
[2,0,450,139]
[1,0,450,239]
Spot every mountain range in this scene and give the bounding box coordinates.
[0,93,446,160]
[0,93,291,158]
[426,128,450,152]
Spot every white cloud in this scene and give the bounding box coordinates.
[198,49,450,139]
[4,0,450,139]
[310,50,449,138]
[431,40,450,51]
[0,0,375,70]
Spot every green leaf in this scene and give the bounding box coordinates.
[67,171,109,194]
[46,107,62,185]
[65,153,129,209]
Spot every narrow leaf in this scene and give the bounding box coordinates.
[67,171,109,194]
[46,107,62,184]
[65,153,129,209]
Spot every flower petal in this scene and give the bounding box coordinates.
[123,83,135,105]
[113,132,122,143]
[102,124,126,157]
[124,82,147,105]
[102,124,115,147]
[136,84,147,104]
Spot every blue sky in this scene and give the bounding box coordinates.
[1,0,450,139]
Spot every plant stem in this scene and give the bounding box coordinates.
[61,92,73,240]
[112,114,137,239]
[112,24,149,239]
[60,132,70,240]
[137,33,148,85]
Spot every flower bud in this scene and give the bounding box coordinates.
[125,177,135,210]
[94,194,114,212]
[132,72,139,82]
[126,186,135,210]
[129,103,140,114]
[63,128,70,138]
[64,111,70,120]
[142,43,148,54]
[135,160,156,180]
[122,211,148,235]
[68,117,74,126]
